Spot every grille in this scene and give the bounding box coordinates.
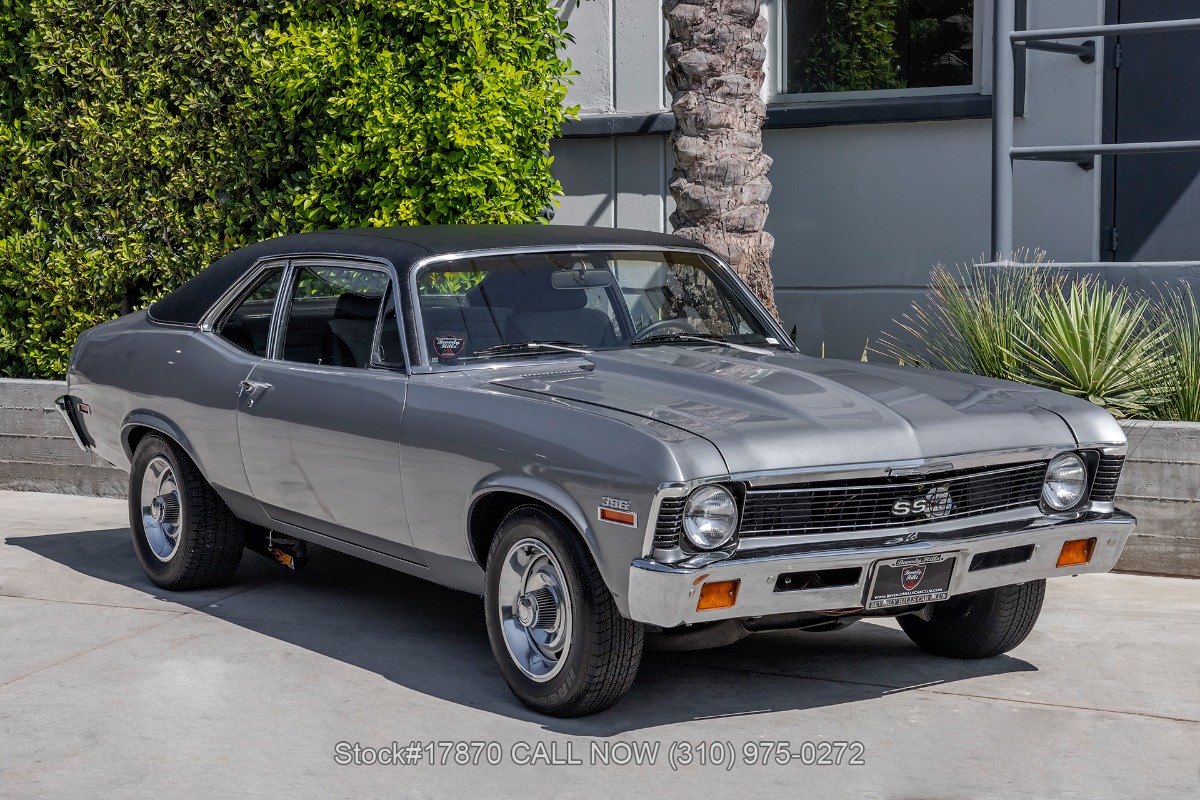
[1090,455,1125,502]
[652,497,686,551]
[740,461,1049,538]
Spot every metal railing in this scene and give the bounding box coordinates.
[991,1,1200,256]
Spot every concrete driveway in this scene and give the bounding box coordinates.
[1,490,1197,799]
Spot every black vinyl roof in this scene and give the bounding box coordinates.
[148,225,700,326]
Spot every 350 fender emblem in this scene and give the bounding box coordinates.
[598,496,637,527]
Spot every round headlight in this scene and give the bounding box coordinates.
[1042,453,1088,511]
[683,485,739,550]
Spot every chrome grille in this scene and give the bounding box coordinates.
[1090,455,1125,502]
[740,461,1049,538]
[652,497,686,550]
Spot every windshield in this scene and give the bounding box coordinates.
[414,250,782,365]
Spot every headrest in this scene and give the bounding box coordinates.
[335,292,382,320]
[511,269,588,313]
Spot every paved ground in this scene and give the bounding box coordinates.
[1,490,1197,799]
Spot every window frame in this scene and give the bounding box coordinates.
[272,256,407,373]
[765,0,990,106]
[206,259,289,358]
[406,245,795,373]
[200,253,409,373]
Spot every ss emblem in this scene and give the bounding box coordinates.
[892,486,953,518]
[891,498,930,516]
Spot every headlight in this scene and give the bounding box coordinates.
[1042,453,1088,511]
[683,485,739,550]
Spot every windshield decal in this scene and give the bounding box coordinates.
[432,333,466,361]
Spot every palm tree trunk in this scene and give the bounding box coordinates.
[663,0,779,320]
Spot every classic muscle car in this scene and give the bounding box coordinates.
[57,225,1135,717]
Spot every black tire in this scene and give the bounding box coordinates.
[898,580,1046,659]
[484,507,644,717]
[128,434,245,590]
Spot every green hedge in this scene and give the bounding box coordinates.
[0,0,574,378]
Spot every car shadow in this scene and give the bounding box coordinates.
[10,528,1038,737]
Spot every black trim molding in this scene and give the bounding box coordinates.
[559,93,994,139]
[561,112,676,138]
[766,93,993,129]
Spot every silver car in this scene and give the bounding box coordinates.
[57,225,1135,717]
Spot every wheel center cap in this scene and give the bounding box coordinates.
[150,496,165,522]
[516,593,538,628]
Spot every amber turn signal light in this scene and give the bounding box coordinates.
[598,507,636,526]
[1057,538,1097,568]
[697,579,740,611]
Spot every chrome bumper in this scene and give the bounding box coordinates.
[626,512,1136,627]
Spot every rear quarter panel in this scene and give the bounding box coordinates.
[69,314,262,514]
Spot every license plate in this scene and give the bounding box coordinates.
[867,553,956,610]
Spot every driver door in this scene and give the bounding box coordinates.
[235,259,420,564]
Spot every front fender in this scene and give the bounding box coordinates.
[467,473,643,616]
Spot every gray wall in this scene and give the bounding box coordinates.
[1115,421,1200,578]
[0,380,125,497]
[550,0,1110,357]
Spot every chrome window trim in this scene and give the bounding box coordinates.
[405,244,796,372]
[274,256,408,371]
[198,257,290,334]
[201,252,413,373]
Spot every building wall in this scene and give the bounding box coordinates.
[549,0,1109,357]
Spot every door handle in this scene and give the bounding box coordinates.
[238,380,272,407]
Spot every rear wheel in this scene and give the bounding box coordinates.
[484,507,643,717]
[128,434,245,590]
[898,580,1046,659]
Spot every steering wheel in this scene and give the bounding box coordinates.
[632,318,700,341]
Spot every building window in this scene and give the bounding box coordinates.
[779,0,978,99]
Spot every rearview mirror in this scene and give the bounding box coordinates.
[551,269,615,289]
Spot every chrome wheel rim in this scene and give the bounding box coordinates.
[140,456,182,562]
[497,537,572,682]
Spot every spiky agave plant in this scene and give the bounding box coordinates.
[873,251,1051,380]
[1009,277,1173,419]
[1154,282,1200,421]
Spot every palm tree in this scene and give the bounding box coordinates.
[663,0,779,319]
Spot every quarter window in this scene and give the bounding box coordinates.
[780,0,977,97]
[217,268,284,357]
[279,265,391,368]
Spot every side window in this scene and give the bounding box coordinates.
[218,268,284,357]
[279,265,389,368]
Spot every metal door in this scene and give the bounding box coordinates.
[1104,0,1200,260]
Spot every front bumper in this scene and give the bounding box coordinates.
[627,511,1135,627]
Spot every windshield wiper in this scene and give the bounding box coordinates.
[630,332,775,355]
[472,340,592,358]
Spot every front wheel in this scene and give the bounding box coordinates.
[898,580,1046,659]
[484,507,643,717]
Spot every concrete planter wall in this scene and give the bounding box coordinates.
[0,379,125,497]
[1,379,1196,576]
[1114,421,1200,578]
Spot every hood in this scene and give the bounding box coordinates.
[488,347,1080,474]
